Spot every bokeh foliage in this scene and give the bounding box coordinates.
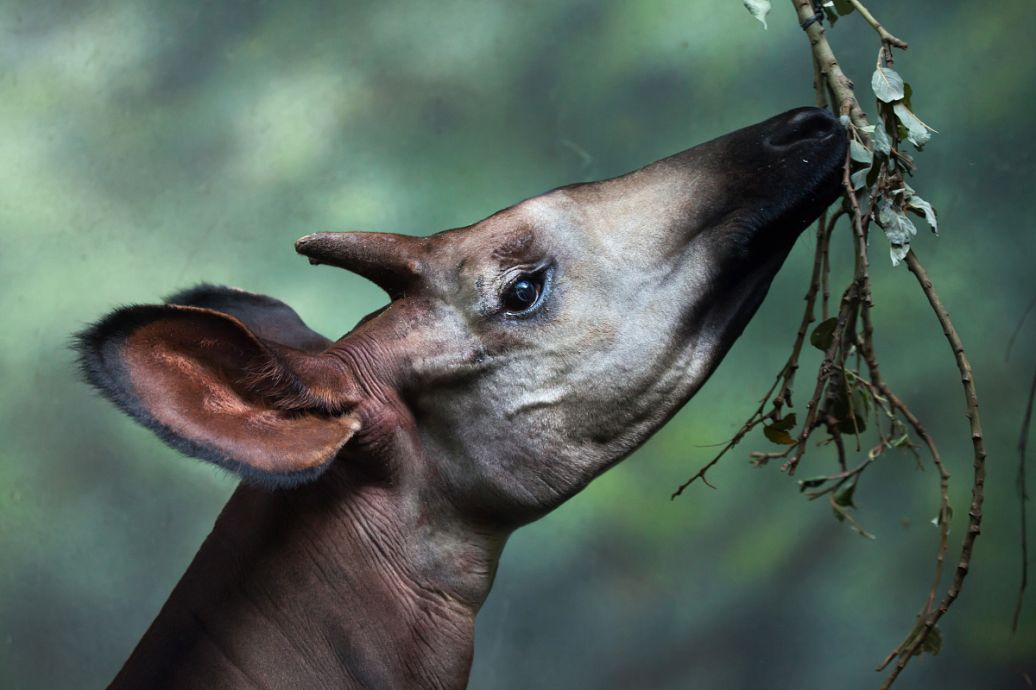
[1,1,1034,687]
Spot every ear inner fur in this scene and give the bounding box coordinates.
[76,305,361,486]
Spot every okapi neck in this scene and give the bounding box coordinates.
[108,464,506,690]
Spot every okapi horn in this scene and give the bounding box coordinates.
[295,232,426,298]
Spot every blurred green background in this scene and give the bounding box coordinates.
[2,1,1034,687]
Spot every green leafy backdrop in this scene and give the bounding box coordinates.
[1,1,1033,687]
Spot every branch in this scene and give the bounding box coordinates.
[876,252,989,688]
[1012,363,1035,632]
[791,0,868,128]
[1006,294,1036,362]
[846,0,909,49]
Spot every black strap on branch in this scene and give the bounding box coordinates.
[800,0,825,30]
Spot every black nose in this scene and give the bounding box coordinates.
[765,107,842,150]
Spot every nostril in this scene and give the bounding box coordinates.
[765,108,842,149]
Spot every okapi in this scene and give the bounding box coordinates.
[77,107,847,689]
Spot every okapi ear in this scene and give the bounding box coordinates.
[165,284,333,353]
[75,305,361,487]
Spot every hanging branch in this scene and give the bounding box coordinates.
[677,2,991,687]
[875,252,988,688]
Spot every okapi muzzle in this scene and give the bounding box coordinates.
[78,107,846,689]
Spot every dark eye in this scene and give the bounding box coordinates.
[501,274,544,314]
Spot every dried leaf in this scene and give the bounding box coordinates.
[764,424,796,445]
[771,413,798,432]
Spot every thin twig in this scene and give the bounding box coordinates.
[670,378,782,497]
[876,252,989,689]
[860,320,952,628]
[846,0,909,49]
[1006,294,1036,363]
[1012,363,1035,632]
[776,212,839,410]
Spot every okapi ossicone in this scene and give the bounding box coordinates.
[77,107,847,689]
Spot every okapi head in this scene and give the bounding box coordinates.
[78,107,846,527]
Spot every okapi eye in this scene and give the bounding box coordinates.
[502,274,544,314]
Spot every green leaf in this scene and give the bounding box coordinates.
[798,477,828,492]
[889,245,909,266]
[891,433,911,448]
[832,384,867,434]
[893,102,934,149]
[865,160,882,189]
[877,197,918,266]
[850,139,873,166]
[872,66,905,103]
[831,0,855,15]
[834,482,857,508]
[849,387,870,431]
[872,125,892,157]
[743,0,771,29]
[850,167,870,191]
[764,424,796,445]
[923,625,943,656]
[907,195,938,235]
[810,317,838,351]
